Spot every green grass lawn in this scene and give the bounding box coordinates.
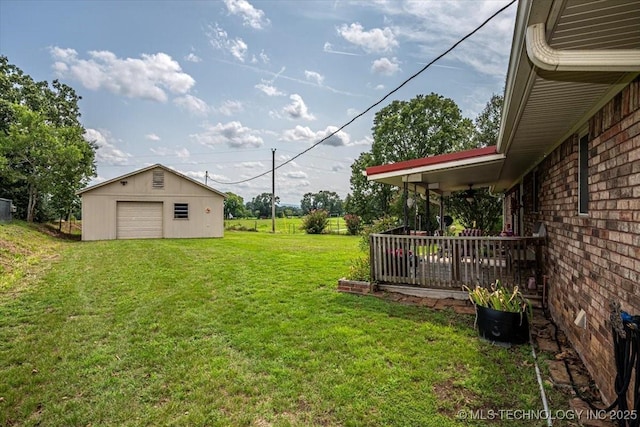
[225,217,347,234]
[0,224,568,426]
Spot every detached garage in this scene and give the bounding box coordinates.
[78,164,226,241]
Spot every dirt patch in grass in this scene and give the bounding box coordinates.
[433,377,481,416]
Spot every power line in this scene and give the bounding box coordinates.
[208,0,516,185]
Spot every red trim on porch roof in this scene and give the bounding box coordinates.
[365,145,498,176]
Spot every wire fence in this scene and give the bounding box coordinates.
[224,217,348,235]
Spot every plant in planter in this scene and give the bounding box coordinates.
[464,280,532,344]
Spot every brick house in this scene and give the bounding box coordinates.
[366,0,640,403]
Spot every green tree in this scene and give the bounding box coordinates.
[474,93,503,147]
[48,126,96,223]
[246,192,279,218]
[349,93,474,223]
[444,94,505,231]
[224,192,247,218]
[0,56,95,222]
[300,191,343,216]
[446,189,503,232]
[0,105,95,222]
[346,152,394,224]
[370,93,475,164]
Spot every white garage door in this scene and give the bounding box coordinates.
[116,202,163,239]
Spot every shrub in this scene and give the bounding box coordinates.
[346,215,399,281]
[343,214,362,235]
[302,209,329,234]
[359,215,399,251]
[347,256,370,281]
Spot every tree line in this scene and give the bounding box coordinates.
[0,56,96,223]
[224,190,345,219]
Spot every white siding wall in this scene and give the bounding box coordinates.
[81,167,224,241]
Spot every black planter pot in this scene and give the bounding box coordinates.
[476,305,530,344]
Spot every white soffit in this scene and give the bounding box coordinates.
[496,0,640,192]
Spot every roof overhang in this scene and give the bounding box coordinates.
[365,146,505,195]
[494,0,640,192]
[367,0,640,195]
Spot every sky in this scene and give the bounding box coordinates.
[0,0,516,205]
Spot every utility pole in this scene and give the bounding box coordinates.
[271,148,276,233]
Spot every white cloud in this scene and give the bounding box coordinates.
[277,154,299,168]
[371,57,401,75]
[331,164,346,172]
[283,94,315,121]
[184,53,202,63]
[281,125,351,147]
[321,126,351,147]
[174,94,210,116]
[50,47,195,102]
[229,39,248,62]
[337,23,398,53]
[323,42,360,56]
[281,125,316,142]
[190,121,264,148]
[294,180,310,188]
[282,170,308,179]
[255,81,285,96]
[237,161,264,168]
[352,135,373,146]
[223,0,270,30]
[145,133,161,141]
[362,0,515,78]
[268,110,282,119]
[150,147,191,160]
[207,24,248,62]
[216,99,244,116]
[304,70,324,85]
[249,49,269,65]
[50,46,77,61]
[83,128,131,165]
[182,171,205,181]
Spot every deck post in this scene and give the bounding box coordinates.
[425,191,430,234]
[369,234,375,285]
[402,180,409,231]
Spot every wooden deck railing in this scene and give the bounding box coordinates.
[370,233,545,291]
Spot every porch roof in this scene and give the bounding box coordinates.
[366,0,640,195]
[365,146,505,194]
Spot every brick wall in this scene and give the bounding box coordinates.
[337,278,371,295]
[520,76,640,404]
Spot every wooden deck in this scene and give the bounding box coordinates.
[370,233,545,292]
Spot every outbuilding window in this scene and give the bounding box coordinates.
[174,203,189,219]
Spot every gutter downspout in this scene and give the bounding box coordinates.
[526,23,640,72]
